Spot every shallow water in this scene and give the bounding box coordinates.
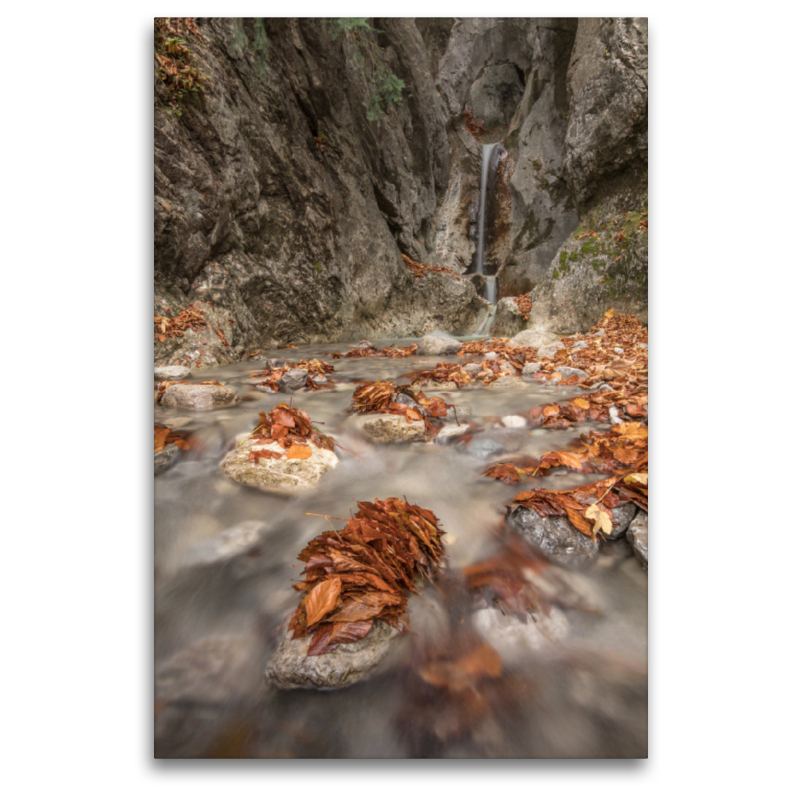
[154,339,647,758]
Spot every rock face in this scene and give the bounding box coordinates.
[265,620,401,690]
[417,333,461,355]
[154,18,488,368]
[360,414,427,444]
[220,439,338,494]
[160,383,240,410]
[626,510,648,568]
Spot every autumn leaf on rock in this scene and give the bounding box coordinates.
[285,444,312,460]
[303,577,342,628]
[584,503,613,536]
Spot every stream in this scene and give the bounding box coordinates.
[154,337,647,758]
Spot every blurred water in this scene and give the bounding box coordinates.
[154,339,647,758]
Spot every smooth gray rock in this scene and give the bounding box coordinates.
[553,365,589,379]
[522,362,543,377]
[267,358,287,369]
[154,444,181,475]
[626,510,648,569]
[464,363,483,375]
[436,423,470,442]
[255,384,276,394]
[418,334,461,356]
[509,506,600,566]
[160,383,239,411]
[606,503,638,541]
[484,351,499,361]
[466,437,506,460]
[507,330,560,350]
[181,521,269,579]
[360,414,426,444]
[395,392,424,413]
[278,368,309,392]
[265,620,401,690]
[155,365,192,381]
[502,415,527,428]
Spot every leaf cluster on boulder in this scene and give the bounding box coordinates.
[242,403,335,463]
[250,359,335,392]
[349,380,451,433]
[287,498,447,655]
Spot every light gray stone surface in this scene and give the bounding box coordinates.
[278,368,309,392]
[155,365,192,381]
[360,414,427,444]
[418,333,462,356]
[626,510,648,569]
[160,383,240,411]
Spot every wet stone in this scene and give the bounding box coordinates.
[278,368,309,392]
[418,333,461,356]
[255,385,276,393]
[267,357,287,369]
[509,507,600,566]
[605,503,638,541]
[627,511,648,569]
[464,363,483,376]
[436,423,470,442]
[155,365,192,381]
[444,405,472,422]
[360,414,426,444]
[265,620,401,690]
[161,383,240,411]
[155,444,182,475]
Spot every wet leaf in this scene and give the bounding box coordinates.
[285,444,312,460]
[304,577,342,628]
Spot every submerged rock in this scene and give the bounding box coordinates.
[278,368,309,392]
[627,511,648,569]
[507,330,560,350]
[220,440,338,495]
[160,383,239,411]
[181,520,268,579]
[265,620,401,690]
[418,333,461,355]
[267,357,287,369]
[444,405,472,422]
[154,444,182,475]
[155,365,192,381]
[360,414,427,444]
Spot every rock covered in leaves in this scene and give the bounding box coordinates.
[266,620,401,691]
[418,333,461,356]
[360,414,427,444]
[154,365,192,381]
[160,382,239,411]
[271,499,447,681]
[220,404,338,495]
[627,511,648,569]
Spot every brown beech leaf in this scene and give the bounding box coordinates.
[304,577,342,628]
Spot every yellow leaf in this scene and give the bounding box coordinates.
[584,503,613,536]
[604,308,615,318]
[623,472,648,486]
[571,397,590,409]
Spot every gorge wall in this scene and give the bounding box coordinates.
[154,18,647,367]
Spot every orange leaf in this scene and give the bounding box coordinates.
[570,397,591,409]
[285,444,312,460]
[542,405,560,418]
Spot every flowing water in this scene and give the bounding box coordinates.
[155,339,647,758]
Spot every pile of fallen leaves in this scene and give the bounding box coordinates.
[154,425,190,453]
[250,359,335,392]
[401,254,464,281]
[240,403,334,463]
[155,379,221,402]
[484,421,648,484]
[513,294,532,321]
[349,380,451,433]
[287,499,447,655]
[331,343,418,359]
[401,357,523,388]
[511,470,647,540]
[154,306,209,343]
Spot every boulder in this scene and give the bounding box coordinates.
[360,414,426,444]
[464,363,483,376]
[605,503,638,541]
[265,620,401,690]
[278,368,309,392]
[507,329,560,350]
[626,511,648,569]
[502,415,527,428]
[553,365,589,380]
[155,365,192,381]
[267,358,287,369]
[418,333,461,356]
[536,341,565,359]
[220,439,338,495]
[160,383,239,411]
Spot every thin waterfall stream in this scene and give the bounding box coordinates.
[474,142,498,336]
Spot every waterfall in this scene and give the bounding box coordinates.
[472,143,498,337]
[475,142,497,280]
